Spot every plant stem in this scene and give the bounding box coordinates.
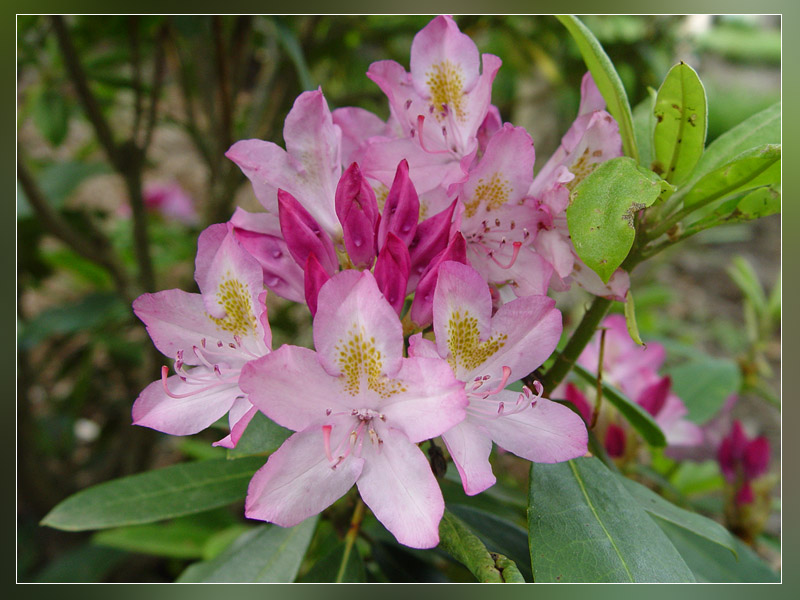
[336,499,365,583]
[539,296,612,396]
[590,328,607,429]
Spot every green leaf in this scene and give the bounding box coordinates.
[556,15,638,162]
[226,411,292,459]
[652,62,707,185]
[665,356,741,424]
[683,102,780,192]
[683,144,780,209]
[177,518,318,582]
[528,457,694,582]
[624,289,643,346]
[727,256,768,316]
[567,157,668,283]
[632,87,657,169]
[447,504,532,582]
[38,161,111,209]
[573,363,666,447]
[655,520,779,582]
[33,88,70,146]
[688,185,780,232]
[298,542,366,583]
[41,457,265,531]
[438,510,523,582]
[274,18,315,91]
[32,544,128,583]
[92,516,224,559]
[616,475,737,556]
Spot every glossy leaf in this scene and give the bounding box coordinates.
[688,185,780,231]
[567,157,669,283]
[665,356,741,424]
[298,542,366,583]
[226,411,292,459]
[177,517,318,583]
[92,517,221,559]
[528,457,694,582]
[632,87,657,169]
[556,15,639,162]
[438,510,524,582]
[616,475,737,556]
[653,62,707,185]
[573,363,666,447]
[683,102,780,192]
[683,144,780,209]
[42,457,265,531]
[656,520,779,582]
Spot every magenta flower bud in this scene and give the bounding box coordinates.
[374,232,411,315]
[735,481,755,505]
[278,189,338,275]
[336,163,379,269]
[564,382,592,424]
[637,376,671,417]
[718,420,749,482]
[377,159,420,251]
[407,199,457,293]
[409,232,467,328]
[604,423,627,458]
[304,252,331,317]
[743,436,770,480]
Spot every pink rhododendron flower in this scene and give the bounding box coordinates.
[718,419,771,506]
[142,181,199,225]
[239,270,467,549]
[409,262,587,495]
[132,223,271,448]
[566,314,703,452]
[526,73,629,301]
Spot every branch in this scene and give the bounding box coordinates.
[141,24,168,154]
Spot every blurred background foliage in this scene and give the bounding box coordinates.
[17,15,780,582]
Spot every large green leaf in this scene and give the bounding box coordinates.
[226,411,292,459]
[616,475,737,556]
[683,144,780,209]
[683,102,780,191]
[528,457,694,582]
[665,356,741,424]
[653,62,707,185]
[438,510,525,582]
[447,504,532,582]
[688,185,780,232]
[42,457,265,531]
[656,520,779,582]
[556,15,638,162]
[177,517,318,583]
[573,363,666,447]
[567,157,669,283]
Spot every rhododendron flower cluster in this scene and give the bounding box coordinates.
[128,15,673,549]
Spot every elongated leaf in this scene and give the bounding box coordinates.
[684,102,780,191]
[568,157,669,283]
[683,144,780,209]
[688,185,780,232]
[298,541,366,583]
[93,518,219,559]
[616,475,737,556]
[42,457,265,531]
[556,15,638,162]
[32,544,128,583]
[528,457,694,582]
[438,510,524,582]
[33,88,70,146]
[656,520,779,582]
[573,363,666,447]
[632,87,657,168]
[226,411,292,459]
[665,356,741,424]
[177,518,318,583]
[624,289,643,346]
[447,504,532,582]
[653,62,707,185]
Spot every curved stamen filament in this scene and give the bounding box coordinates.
[160,365,238,399]
[416,115,452,155]
[489,242,522,269]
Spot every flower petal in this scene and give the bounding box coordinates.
[213,399,258,449]
[246,424,364,527]
[481,392,588,463]
[357,426,444,549]
[441,420,496,495]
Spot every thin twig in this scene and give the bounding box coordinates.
[141,24,168,154]
[336,499,366,583]
[129,16,144,141]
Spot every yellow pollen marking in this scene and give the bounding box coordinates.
[565,147,597,192]
[373,183,390,212]
[208,277,257,336]
[425,60,467,122]
[335,327,407,398]
[446,310,507,372]
[463,172,512,218]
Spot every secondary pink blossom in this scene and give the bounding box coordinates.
[718,420,771,505]
[239,270,467,548]
[132,223,271,448]
[143,181,199,225]
[526,73,629,301]
[571,314,703,451]
[409,262,587,495]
